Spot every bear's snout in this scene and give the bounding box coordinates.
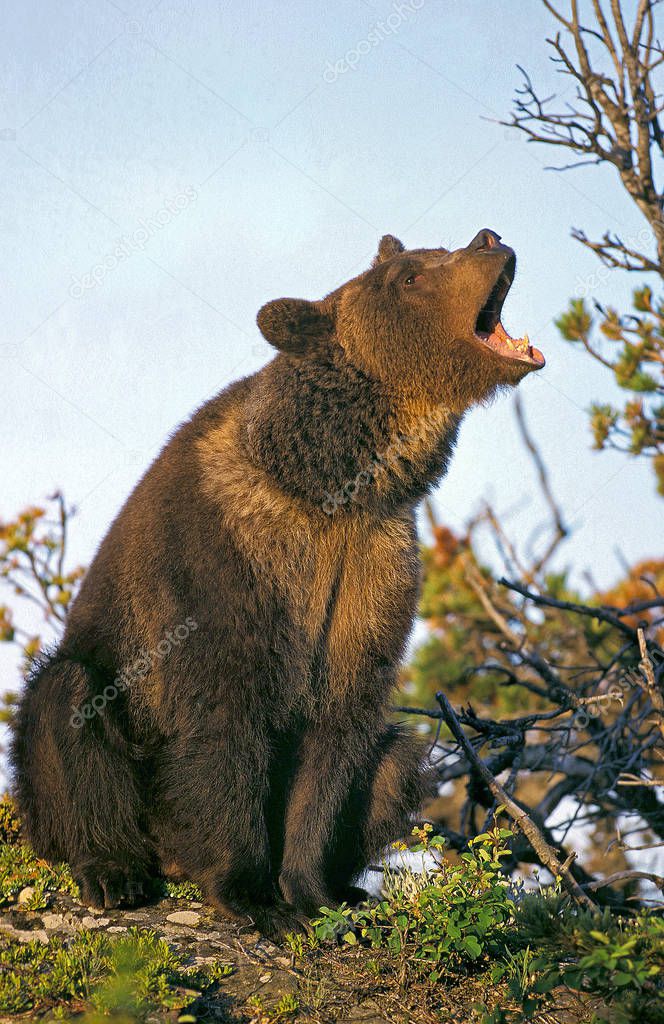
[467,228,502,251]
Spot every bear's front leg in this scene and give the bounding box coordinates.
[155,712,304,939]
[278,716,377,916]
[324,723,429,903]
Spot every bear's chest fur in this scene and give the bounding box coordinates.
[197,411,420,705]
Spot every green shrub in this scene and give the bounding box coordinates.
[0,795,21,843]
[314,823,663,1022]
[506,898,664,1024]
[314,822,516,982]
[163,879,202,901]
[0,836,79,908]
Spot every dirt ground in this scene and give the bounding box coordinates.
[0,888,594,1024]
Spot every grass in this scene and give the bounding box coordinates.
[0,927,230,1018]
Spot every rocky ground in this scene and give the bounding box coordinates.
[4,880,584,1024]
[0,803,622,1024]
[0,885,449,1023]
[0,885,599,1024]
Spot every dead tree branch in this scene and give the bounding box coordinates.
[435,690,597,910]
[502,0,664,274]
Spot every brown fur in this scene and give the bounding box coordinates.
[11,228,540,937]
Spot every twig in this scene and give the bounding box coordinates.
[514,395,569,580]
[585,869,664,892]
[434,690,597,910]
[499,578,639,638]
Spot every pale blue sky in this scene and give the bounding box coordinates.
[1,0,662,691]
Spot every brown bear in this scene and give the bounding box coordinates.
[11,228,544,937]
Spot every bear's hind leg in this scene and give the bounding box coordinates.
[11,655,155,909]
[363,726,429,859]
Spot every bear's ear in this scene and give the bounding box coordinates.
[372,234,405,266]
[256,298,334,356]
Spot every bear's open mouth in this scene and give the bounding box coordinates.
[474,256,545,368]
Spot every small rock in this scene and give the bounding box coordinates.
[17,887,35,905]
[259,972,272,983]
[166,910,201,927]
[107,925,127,933]
[79,916,110,929]
[41,913,66,930]
[188,902,203,909]
[14,928,49,944]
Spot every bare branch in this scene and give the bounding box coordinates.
[514,395,569,579]
[499,577,647,639]
[502,0,664,272]
[435,690,597,910]
[585,868,664,891]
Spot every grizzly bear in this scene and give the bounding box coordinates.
[11,228,544,937]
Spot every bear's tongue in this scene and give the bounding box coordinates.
[477,321,545,366]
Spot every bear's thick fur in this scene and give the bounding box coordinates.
[11,229,543,937]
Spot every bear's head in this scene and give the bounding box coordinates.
[257,229,544,413]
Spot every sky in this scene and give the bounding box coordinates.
[1,0,662,693]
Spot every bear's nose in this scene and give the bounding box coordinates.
[468,228,502,251]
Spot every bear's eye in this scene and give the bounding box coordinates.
[404,274,419,286]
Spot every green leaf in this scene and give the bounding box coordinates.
[462,935,482,959]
